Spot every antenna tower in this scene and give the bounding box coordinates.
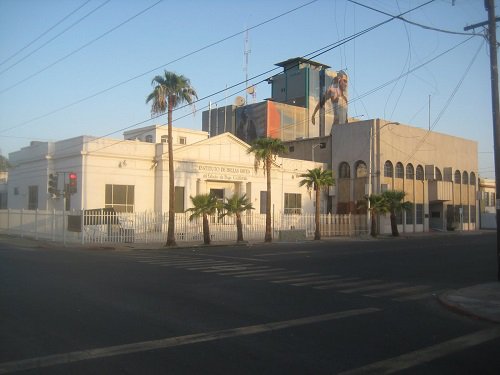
[244,28,251,103]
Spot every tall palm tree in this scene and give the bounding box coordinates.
[146,71,197,247]
[186,194,219,245]
[364,194,389,237]
[248,137,286,242]
[219,194,254,242]
[381,190,412,237]
[298,168,335,240]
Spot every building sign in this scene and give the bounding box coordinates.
[197,165,252,181]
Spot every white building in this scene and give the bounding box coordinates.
[7,126,325,216]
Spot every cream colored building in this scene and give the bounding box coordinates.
[333,119,478,232]
[6,126,325,216]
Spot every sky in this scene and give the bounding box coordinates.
[0,0,497,178]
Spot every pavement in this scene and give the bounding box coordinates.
[1,232,500,324]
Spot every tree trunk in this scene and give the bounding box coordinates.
[236,213,244,242]
[265,157,272,242]
[314,187,321,240]
[166,100,177,246]
[203,214,211,245]
[390,211,399,237]
[370,211,377,237]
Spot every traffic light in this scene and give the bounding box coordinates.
[68,172,77,194]
[48,173,59,196]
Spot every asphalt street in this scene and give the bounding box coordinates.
[1,232,499,374]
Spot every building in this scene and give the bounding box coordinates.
[6,127,324,216]
[202,57,349,143]
[478,178,496,229]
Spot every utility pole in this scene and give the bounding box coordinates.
[465,0,500,280]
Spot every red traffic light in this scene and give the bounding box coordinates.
[69,172,77,186]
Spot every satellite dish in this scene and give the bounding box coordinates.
[246,86,255,95]
[234,96,245,107]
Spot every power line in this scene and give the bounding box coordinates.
[0,0,319,135]
[0,0,164,94]
[0,0,92,68]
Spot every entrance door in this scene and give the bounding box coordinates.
[210,189,225,223]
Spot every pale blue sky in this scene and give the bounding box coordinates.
[0,0,496,177]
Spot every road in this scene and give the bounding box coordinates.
[1,232,499,374]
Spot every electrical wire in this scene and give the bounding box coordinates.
[0,0,164,94]
[0,0,319,135]
[0,0,92,68]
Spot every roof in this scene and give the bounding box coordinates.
[274,57,330,70]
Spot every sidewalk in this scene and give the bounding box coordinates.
[439,283,500,323]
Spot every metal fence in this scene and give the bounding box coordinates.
[0,209,368,244]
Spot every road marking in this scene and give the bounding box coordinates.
[201,264,255,272]
[256,272,318,281]
[256,250,313,257]
[340,282,406,294]
[216,266,272,276]
[338,326,500,375]
[365,285,431,298]
[292,277,358,287]
[194,253,268,262]
[0,308,381,374]
[393,289,449,301]
[315,279,382,290]
[233,268,287,277]
[272,274,339,284]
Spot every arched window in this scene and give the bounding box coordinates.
[384,161,393,177]
[339,162,350,178]
[416,165,424,180]
[355,161,368,178]
[435,167,442,181]
[395,162,404,178]
[454,170,461,184]
[462,171,469,185]
[470,172,476,186]
[406,163,414,179]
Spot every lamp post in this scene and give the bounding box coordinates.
[367,120,400,233]
[312,142,326,162]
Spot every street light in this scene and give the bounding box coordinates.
[367,120,400,233]
[312,142,326,162]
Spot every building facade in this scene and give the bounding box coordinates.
[6,127,325,216]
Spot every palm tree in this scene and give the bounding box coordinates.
[381,190,412,237]
[247,137,286,242]
[219,194,254,242]
[146,71,197,247]
[365,194,389,237]
[186,194,219,245]
[298,168,335,240]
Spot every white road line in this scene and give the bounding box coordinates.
[340,282,406,294]
[292,277,358,287]
[338,326,500,375]
[315,279,382,290]
[271,274,339,284]
[256,272,318,281]
[216,266,272,276]
[156,259,221,266]
[201,264,254,272]
[255,250,313,257]
[232,268,287,278]
[365,285,432,298]
[0,308,381,374]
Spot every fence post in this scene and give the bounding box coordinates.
[7,208,10,234]
[52,209,56,241]
[81,210,85,245]
[20,209,24,238]
[35,209,39,240]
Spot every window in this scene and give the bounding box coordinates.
[284,193,301,214]
[174,186,185,213]
[416,165,424,180]
[396,210,403,225]
[260,191,267,214]
[416,204,424,224]
[289,146,295,152]
[463,205,469,222]
[105,184,135,212]
[339,162,350,178]
[454,170,461,184]
[462,171,468,185]
[470,205,476,223]
[406,164,414,179]
[13,187,19,195]
[470,172,476,186]
[384,161,393,177]
[28,186,38,210]
[406,204,414,224]
[435,167,442,181]
[161,135,168,143]
[145,135,153,143]
[355,161,367,178]
[395,162,404,178]
[179,136,186,145]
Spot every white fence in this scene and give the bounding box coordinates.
[0,209,368,244]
